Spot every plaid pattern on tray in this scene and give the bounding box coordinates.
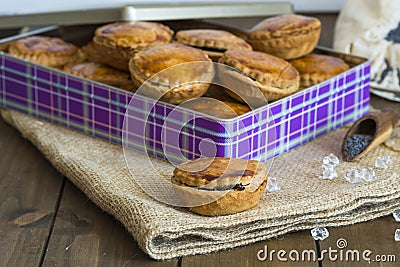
[0,52,370,163]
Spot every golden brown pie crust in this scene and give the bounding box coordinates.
[219,50,300,102]
[8,36,82,69]
[92,22,174,71]
[175,29,252,61]
[180,97,250,119]
[187,180,266,216]
[172,157,268,216]
[247,14,321,60]
[81,41,127,70]
[290,54,350,88]
[129,43,214,104]
[63,62,136,91]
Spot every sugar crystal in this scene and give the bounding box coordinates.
[344,167,363,183]
[382,155,393,165]
[323,153,340,166]
[322,163,338,179]
[375,156,393,169]
[311,227,329,241]
[266,177,281,192]
[395,229,400,241]
[393,210,400,222]
[360,168,377,182]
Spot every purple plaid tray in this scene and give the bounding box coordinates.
[0,50,370,163]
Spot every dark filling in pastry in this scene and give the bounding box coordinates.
[191,45,226,53]
[181,182,250,191]
[189,169,255,181]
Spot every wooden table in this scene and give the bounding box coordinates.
[0,95,399,267]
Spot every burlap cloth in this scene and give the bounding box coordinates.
[2,109,400,260]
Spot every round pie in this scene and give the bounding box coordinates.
[63,62,136,91]
[247,14,321,60]
[175,29,252,61]
[8,36,82,69]
[180,97,250,119]
[92,21,174,71]
[219,49,300,103]
[172,157,268,216]
[129,43,214,104]
[290,54,350,88]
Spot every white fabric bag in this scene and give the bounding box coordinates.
[334,0,400,99]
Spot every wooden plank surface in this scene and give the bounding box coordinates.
[319,216,399,267]
[41,180,179,267]
[182,231,319,267]
[0,117,64,267]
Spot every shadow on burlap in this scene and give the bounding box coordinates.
[2,109,400,260]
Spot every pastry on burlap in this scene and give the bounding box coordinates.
[2,109,400,260]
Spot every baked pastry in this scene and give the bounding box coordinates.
[92,21,174,71]
[81,42,105,65]
[8,36,82,69]
[63,62,136,91]
[172,157,268,216]
[247,14,321,60]
[0,41,11,52]
[218,50,300,103]
[180,97,250,119]
[175,29,252,61]
[290,54,350,88]
[129,43,214,104]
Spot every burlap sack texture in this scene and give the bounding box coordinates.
[2,109,400,260]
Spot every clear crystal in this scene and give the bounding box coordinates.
[311,227,329,241]
[395,229,400,241]
[382,155,393,165]
[375,157,387,169]
[323,153,340,166]
[344,167,363,183]
[375,156,393,170]
[266,177,281,192]
[393,210,400,222]
[360,168,377,182]
[322,163,338,179]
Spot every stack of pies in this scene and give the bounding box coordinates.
[7,13,350,115]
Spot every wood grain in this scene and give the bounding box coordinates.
[0,118,64,267]
[41,180,179,267]
[182,231,318,267]
[319,216,400,267]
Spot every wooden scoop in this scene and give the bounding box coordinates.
[342,109,400,161]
